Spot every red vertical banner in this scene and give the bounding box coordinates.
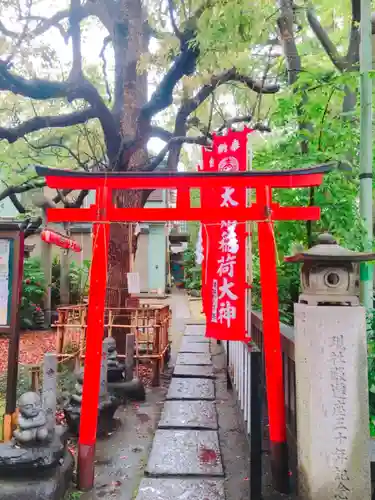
[199,147,216,316]
[203,128,252,342]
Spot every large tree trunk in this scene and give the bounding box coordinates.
[106,0,148,310]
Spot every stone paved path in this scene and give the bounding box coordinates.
[136,323,225,499]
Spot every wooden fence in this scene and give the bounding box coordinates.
[53,303,171,385]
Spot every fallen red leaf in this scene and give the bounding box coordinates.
[0,330,56,372]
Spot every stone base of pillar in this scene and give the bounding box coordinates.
[294,304,371,499]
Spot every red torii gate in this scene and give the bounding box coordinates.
[36,164,332,492]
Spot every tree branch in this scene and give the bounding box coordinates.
[306,7,346,71]
[21,187,87,238]
[24,217,43,238]
[217,114,254,133]
[24,138,91,171]
[69,0,83,80]
[142,65,279,126]
[143,135,210,172]
[187,116,213,138]
[139,1,216,123]
[346,0,360,68]
[69,189,88,208]
[167,0,183,39]
[9,193,26,213]
[163,69,278,172]
[15,0,111,39]
[0,10,70,40]
[0,178,46,203]
[0,108,97,143]
[139,44,200,122]
[100,35,112,102]
[150,126,173,142]
[0,62,121,160]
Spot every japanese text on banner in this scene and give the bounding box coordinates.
[202,128,251,342]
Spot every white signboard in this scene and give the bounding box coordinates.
[0,239,10,325]
[127,272,140,294]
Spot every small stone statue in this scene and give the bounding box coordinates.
[107,337,122,369]
[64,367,120,437]
[106,337,127,384]
[71,370,84,404]
[13,392,49,445]
[105,336,145,404]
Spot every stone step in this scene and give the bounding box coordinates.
[136,478,225,500]
[182,335,210,343]
[176,353,212,366]
[184,324,206,336]
[167,378,215,401]
[159,401,218,430]
[146,429,224,477]
[173,364,215,379]
[179,341,210,354]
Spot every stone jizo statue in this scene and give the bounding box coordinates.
[107,337,120,368]
[71,370,84,404]
[105,337,128,384]
[13,392,49,445]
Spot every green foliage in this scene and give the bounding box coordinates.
[20,255,90,329]
[51,257,90,307]
[251,67,375,436]
[183,245,202,291]
[21,258,46,330]
[68,260,90,304]
[251,71,367,325]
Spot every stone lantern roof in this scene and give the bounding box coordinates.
[285,233,375,263]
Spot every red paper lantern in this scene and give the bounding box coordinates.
[41,229,82,253]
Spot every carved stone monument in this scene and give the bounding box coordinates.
[42,353,57,437]
[286,234,372,499]
[64,339,120,436]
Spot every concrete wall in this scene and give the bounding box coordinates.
[133,233,149,292]
[148,224,167,293]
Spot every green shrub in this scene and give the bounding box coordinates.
[21,258,46,329]
[183,246,202,290]
[51,257,90,307]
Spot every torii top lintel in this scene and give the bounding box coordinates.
[35,165,333,223]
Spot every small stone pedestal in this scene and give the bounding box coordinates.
[0,449,74,500]
[294,304,371,499]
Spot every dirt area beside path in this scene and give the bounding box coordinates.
[0,330,56,372]
[66,369,171,500]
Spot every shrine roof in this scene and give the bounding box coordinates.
[36,163,340,180]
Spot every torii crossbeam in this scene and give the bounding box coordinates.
[36,164,333,493]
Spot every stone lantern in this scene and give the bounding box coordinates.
[285,232,375,306]
[286,232,373,499]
